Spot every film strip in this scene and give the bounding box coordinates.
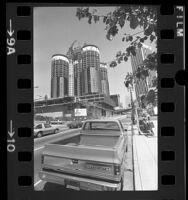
[6,3,186,200]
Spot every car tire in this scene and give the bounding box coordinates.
[120,178,124,191]
[37,132,42,138]
[115,178,123,191]
[54,129,57,134]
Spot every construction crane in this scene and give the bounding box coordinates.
[66,40,77,60]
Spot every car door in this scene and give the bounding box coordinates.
[44,124,51,135]
[34,124,43,136]
[44,124,53,134]
[47,124,54,134]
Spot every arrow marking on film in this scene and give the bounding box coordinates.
[8,120,15,138]
[7,19,14,37]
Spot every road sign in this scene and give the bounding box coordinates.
[74,108,87,116]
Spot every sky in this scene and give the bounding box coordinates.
[34,6,155,107]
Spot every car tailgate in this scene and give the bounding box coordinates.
[41,144,121,181]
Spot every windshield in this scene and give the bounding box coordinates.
[34,124,42,129]
[83,122,120,131]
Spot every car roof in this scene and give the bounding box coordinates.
[35,123,50,125]
[83,119,120,123]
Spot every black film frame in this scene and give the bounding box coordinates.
[6,3,186,200]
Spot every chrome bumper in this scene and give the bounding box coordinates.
[39,170,121,191]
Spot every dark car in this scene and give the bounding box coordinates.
[67,121,83,129]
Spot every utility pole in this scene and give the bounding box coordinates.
[129,86,135,125]
[124,80,135,125]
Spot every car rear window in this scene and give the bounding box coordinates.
[83,122,120,131]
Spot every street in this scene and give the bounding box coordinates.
[34,113,157,191]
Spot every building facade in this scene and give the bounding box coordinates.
[51,54,69,98]
[110,94,120,107]
[100,62,110,96]
[81,45,102,95]
[130,45,152,102]
[51,44,111,99]
[68,62,74,96]
[125,95,131,108]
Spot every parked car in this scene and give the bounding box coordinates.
[67,120,83,129]
[39,119,128,191]
[34,123,59,138]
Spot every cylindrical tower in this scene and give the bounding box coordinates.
[99,62,110,96]
[51,54,69,98]
[71,46,83,97]
[81,45,102,95]
[74,60,83,96]
[68,61,74,97]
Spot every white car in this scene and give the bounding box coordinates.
[34,123,58,138]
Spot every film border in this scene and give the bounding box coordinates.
[6,3,185,200]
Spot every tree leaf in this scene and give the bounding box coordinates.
[119,17,125,28]
[116,51,122,57]
[130,14,139,29]
[144,25,153,36]
[109,61,117,67]
[129,35,133,41]
[126,48,131,56]
[150,34,156,42]
[140,38,144,43]
[125,81,130,88]
[117,59,121,64]
[143,36,148,40]
[103,16,107,23]
[129,46,136,56]
[106,18,110,25]
[88,16,92,24]
[124,56,128,62]
[137,42,143,48]
[110,25,118,36]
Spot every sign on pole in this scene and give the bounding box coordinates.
[74,108,87,116]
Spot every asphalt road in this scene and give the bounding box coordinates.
[34,113,134,191]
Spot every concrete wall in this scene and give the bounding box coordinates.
[35,104,115,120]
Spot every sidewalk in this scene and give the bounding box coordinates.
[133,120,158,190]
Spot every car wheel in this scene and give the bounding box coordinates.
[115,178,123,191]
[37,132,42,138]
[120,178,124,191]
[54,129,57,134]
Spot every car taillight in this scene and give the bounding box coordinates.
[114,164,121,175]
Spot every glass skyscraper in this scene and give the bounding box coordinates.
[51,54,69,98]
[130,44,152,101]
[81,45,102,95]
[51,44,111,99]
[100,62,110,96]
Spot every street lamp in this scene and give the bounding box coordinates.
[124,80,135,125]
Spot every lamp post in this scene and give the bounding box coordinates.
[124,80,135,125]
